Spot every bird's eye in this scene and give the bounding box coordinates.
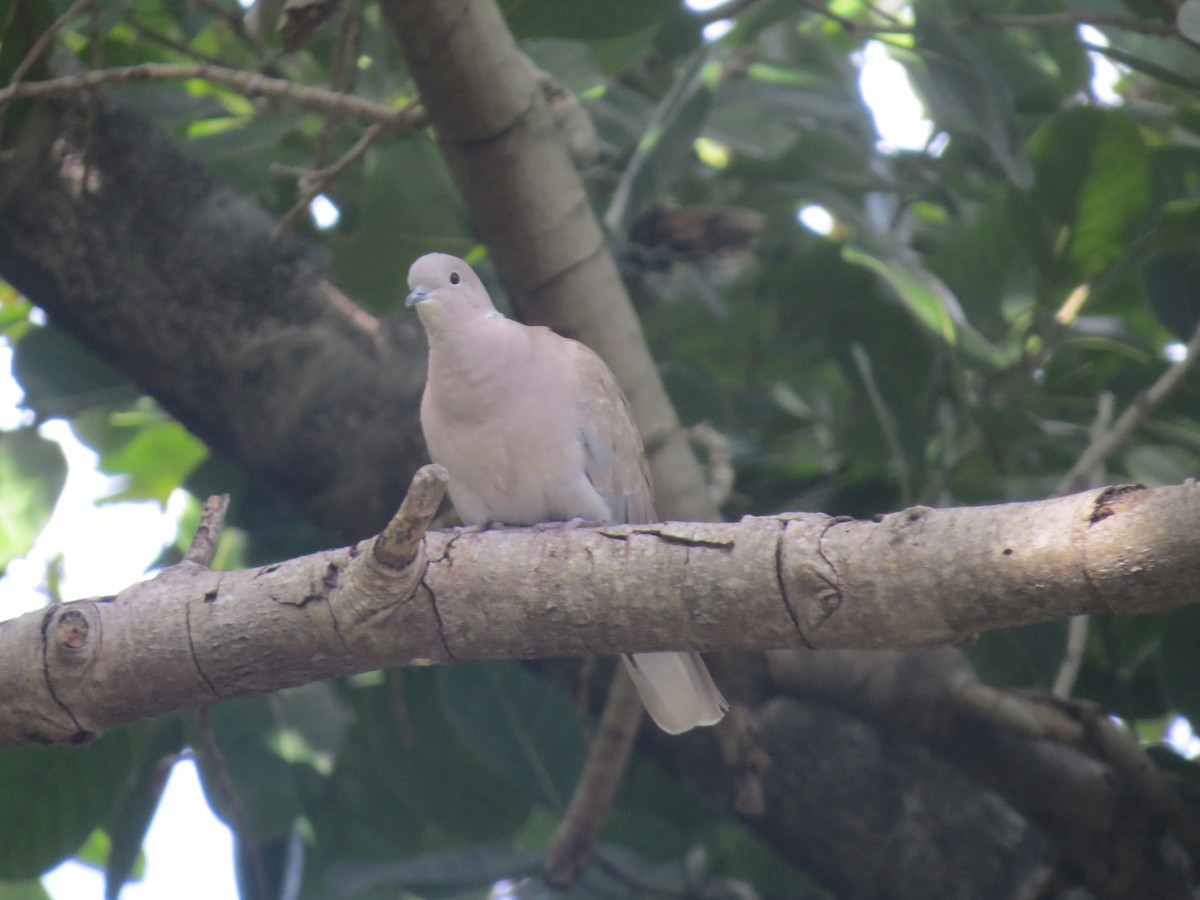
[449,272,461,285]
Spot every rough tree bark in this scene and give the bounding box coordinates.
[2,480,1196,749]
[0,96,425,539]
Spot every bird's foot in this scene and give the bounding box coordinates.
[446,522,490,536]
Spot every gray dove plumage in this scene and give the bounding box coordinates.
[406,253,727,734]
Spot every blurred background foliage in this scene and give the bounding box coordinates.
[3,0,1200,896]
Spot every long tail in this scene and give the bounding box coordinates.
[622,651,728,735]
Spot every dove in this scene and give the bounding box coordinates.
[406,253,727,734]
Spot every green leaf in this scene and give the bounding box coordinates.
[104,716,187,900]
[269,682,352,771]
[968,622,1069,690]
[193,698,305,844]
[911,16,1032,188]
[326,845,542,898]
[0,0,56,85]
[1160,606,1200,727]
[1017,107,1150,293]
[72,828,112,870]
[604,46,715,232]
[11,326,138,419]
[1123,444,1197,486]
[703,821,822,896]
[1141,245,1200,340]
[502,0,675,40]
[522,38,604,96]
[0,426,66,575]
[330,139,474,311]
[0,880,51,900]
[96,420,207,505]
[437,662,587,810]
[0,729,137,879]
[841,246,1008,368]
[307,671,529,866]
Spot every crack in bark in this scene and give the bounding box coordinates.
[185,602,221,699]
[811,516,852,629]
[596,526,734,550]
[39,607,89,742]
[326,599,350,652]
[1076,510,1105,618]
[528,238,606,300]
[775,520,813,649]
[1089,483,1143,524]
[423,581,456,661]
[453,90,537,149]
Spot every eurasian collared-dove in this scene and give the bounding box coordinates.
[406,253,727,735]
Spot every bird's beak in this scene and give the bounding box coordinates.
[405,286,430,307]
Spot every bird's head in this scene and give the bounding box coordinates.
[405,253,497,332]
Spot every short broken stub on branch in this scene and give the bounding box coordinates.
[0,480,1197,747]
[0,466,449,748]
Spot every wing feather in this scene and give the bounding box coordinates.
[564,340,656,525]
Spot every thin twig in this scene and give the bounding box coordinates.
[851,343,912,505]
[195,707,271,900]
[694,0,759,25]
[311,0,363,169]
[9,0,93,86]
[1048,324,1200,703]
[1052,616,1090,699]
[542,667,644,890]
[192,0,253,44]
[1056,320,1200,494]
[0,0,94,140]
[0,63,422,127]
[123,16,231,66]
[1051,392,1113,699]
[271,119,389,239]
[272,0,371,240]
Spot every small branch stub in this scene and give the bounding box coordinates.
[331,464,448,626]
[373,464,448,569]
[184,494,230,566]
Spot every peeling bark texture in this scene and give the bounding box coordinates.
[2,483,1198,748]
[0,95,427,539]
[379,0,718,524]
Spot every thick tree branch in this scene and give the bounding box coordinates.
[1,481,1197,748]
[0,95,428,538]
[768,649,1199,898]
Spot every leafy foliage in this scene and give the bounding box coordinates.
[3,0,1200,896]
